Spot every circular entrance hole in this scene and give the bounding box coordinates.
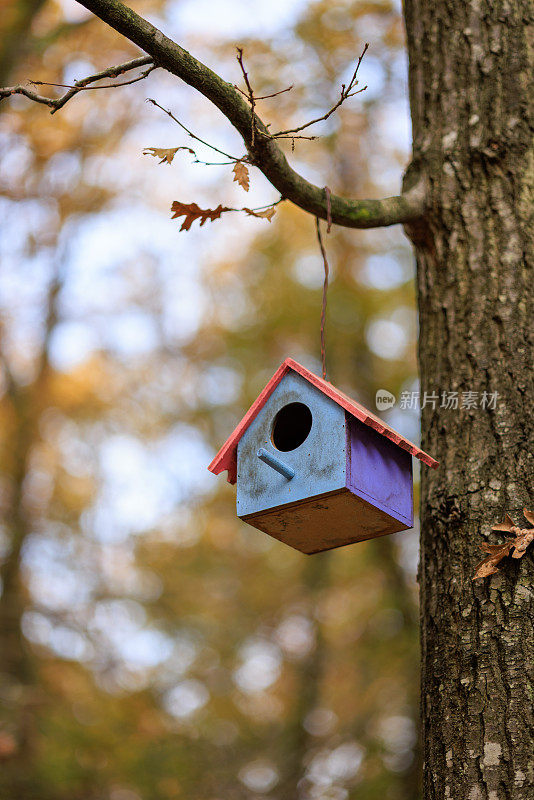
[271,402,312,452]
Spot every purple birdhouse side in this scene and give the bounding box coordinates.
[346,415,413,529]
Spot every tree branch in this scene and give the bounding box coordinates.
[0,55,156,114]
[146,98,240,161]
[73,0,424,229]
[1,0,425,228]
[267,43,368,138]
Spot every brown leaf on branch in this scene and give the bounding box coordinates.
[473,509,534,579]
[232,161,250,191]
[143,146,195,165]
[170,201,230,231]
[243,206,276,221]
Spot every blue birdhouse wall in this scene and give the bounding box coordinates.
[236,371,347,517]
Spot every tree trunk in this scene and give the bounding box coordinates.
[403,2,533,799]
[0,277,57,789]
[0,389,39,787]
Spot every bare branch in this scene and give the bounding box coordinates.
[146,98,240,161]
[46,57,157,113]
[72,0,423,229]
[234,57,315,143]
[236,47,256,147]
[262,133,319,141]
[0,55,156,114]
[235,48,255,103]
[142,143,236,167]
[12,0,425,229]
[234,50,295,142]
[267,86,367,138]
[0,83,57,110]
[31,66,157,93]
[243,197,285,212]
[266,44,369,138]
[234,84,294,101]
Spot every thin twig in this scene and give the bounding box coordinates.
[234,83,294,101]
[146,98,240,161]
[31,69,157,92]
[254,85,294,100]
[232,44,366,150]
[226,196,285,213]
[236,48,255,99]
[0,56,156,114]
[0,84,58,110]
[143,144,235,167]
[265,44,369,138]
[268,134,319,141]
[236,47,256,147]
[194,159,236,166]
[51,62,157,113]
[266,86,366,138]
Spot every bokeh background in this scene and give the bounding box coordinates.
[0,1,423,798]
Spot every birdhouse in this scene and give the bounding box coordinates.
[208,358,438,554]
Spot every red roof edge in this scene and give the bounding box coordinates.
[208,357,439,484]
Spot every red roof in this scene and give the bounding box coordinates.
[208,357,438,483]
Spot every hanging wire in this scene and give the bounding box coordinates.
[315,186,332,381]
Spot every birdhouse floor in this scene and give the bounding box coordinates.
[240,487,411,554]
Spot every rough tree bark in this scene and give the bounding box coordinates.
[403,2,533,798]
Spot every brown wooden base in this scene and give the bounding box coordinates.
[240,487,410,554]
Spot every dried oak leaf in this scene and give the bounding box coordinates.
[510,524,534,558]
[491,513,515,532]
[232,161,250,191]
[170,201,230,231]
[473,509,534,579]
[143,146,195,165]
[474,542,513,579]
[243,206,276,222]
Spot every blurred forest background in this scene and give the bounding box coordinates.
[0,1,423,799]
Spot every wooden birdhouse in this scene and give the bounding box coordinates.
[208,358,438,554]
